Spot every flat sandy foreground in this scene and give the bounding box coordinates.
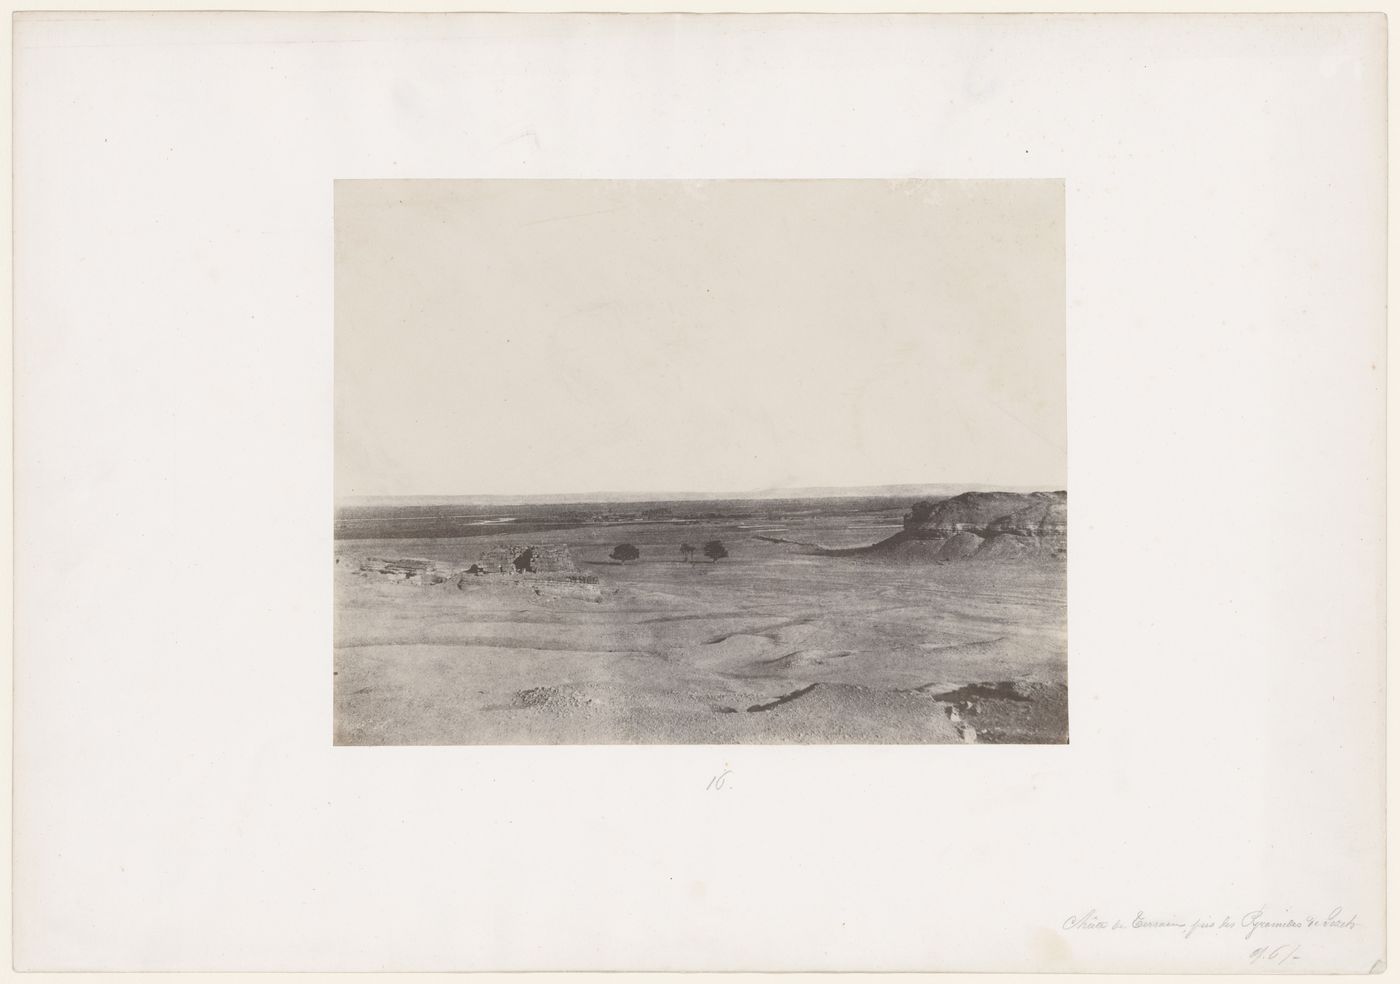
[334,525,1067,745]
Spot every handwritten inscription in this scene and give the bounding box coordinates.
[1249,943,1304,966]
[1062,906,1359,946]
[705,769,732,791]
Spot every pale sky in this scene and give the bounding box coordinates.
[335,180,1065,499]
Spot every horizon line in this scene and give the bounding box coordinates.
[336,482,1067,505]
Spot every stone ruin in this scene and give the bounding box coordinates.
[358,556,455,585]
[475,543,581,576]
[358,543,596,588]
[463,543,597,586]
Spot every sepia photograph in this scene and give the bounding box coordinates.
[335,179,1067,744]
[15,9,1386,972]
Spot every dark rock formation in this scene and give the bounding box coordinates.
[903,491,1057,538]
[862,490,1066,561]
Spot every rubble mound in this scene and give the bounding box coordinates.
[927,680,1068,744]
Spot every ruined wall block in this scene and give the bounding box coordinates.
[475,543,581,575]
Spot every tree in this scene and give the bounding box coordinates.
[703,540,728,563]
[680,543,696,563]
[610,543,640,564]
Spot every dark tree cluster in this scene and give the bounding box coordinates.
[609,543,640,563]
[614,540,727,565]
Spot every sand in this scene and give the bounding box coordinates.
[334,515,1067,745]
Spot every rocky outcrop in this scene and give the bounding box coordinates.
[903,491,1042,537]
[866,491,1066,561]
[936,531,985,560]
[985,495,1067,536]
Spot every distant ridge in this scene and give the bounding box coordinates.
[339,483,1060,508]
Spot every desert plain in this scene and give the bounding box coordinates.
[334,491,1067,744]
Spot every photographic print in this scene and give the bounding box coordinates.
[335,179,1066,745]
